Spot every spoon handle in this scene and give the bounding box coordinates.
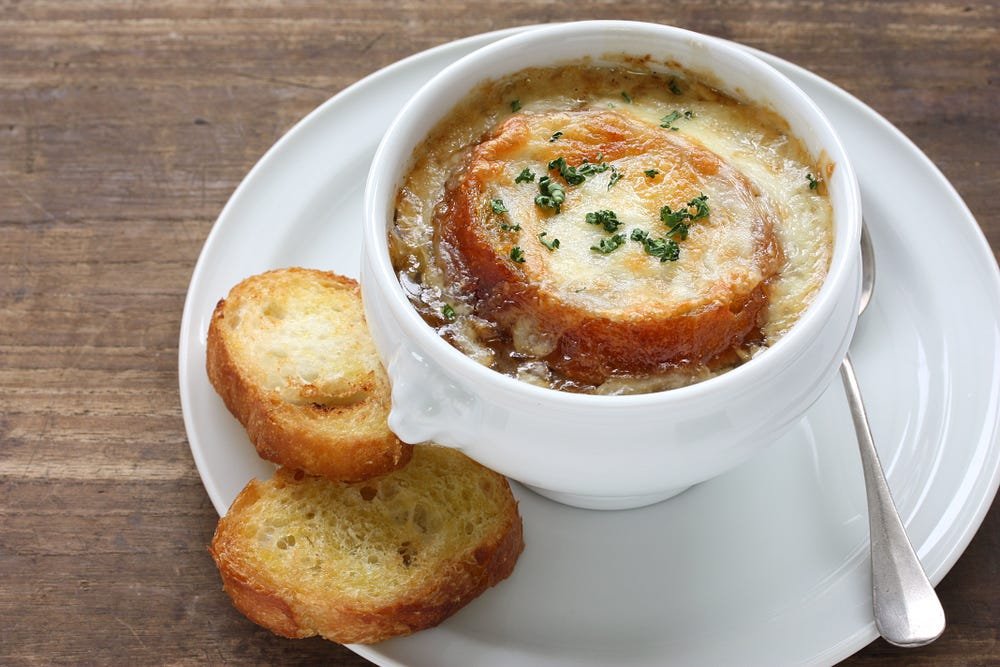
[840,353,946,647]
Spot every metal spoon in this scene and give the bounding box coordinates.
[840,223,946,647]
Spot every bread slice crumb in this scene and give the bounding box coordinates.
[210,445,524,644]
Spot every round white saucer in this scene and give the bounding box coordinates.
[178,27,1000,666]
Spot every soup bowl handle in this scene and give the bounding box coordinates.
[386,345,481,449]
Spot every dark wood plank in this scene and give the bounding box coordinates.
[1,1,996,665]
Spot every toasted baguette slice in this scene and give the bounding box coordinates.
[206,268,411,482]
[209,445,524,644]
[439,108,782,383]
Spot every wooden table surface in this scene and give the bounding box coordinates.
[2,1,997,664]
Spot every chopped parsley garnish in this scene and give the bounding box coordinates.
[585,209,623,232]
[807,173,821,190]
[631,193,709,261]
[668,78,683,95]
[492,197,517,229]
[510,246,526,263]
[660,206,691,225]
[514,167,536,184]
[441,303,457,321]
[549,131,563,142]
[666,220,689,240]
[660,193,709,227]
[607,166,623,190]
[548,156,585,185]
[534,176,565,212]
[685,193,709,219]
[538,232,560,251]
[631,228,680,262]
[578,159,610,177]
[660,205,686,225]
[621,91,632,103]
[591,233,627,255]
[660,110,694,130]
[660,111,682,129]
[644,168,660,178]
[510,99,521,112]
[548,156,610,186]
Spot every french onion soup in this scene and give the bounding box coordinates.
[389,60,834,394]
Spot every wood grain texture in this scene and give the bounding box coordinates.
[0,1,995,665]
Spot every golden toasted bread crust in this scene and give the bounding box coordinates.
[206,268,411,482]
[209,449,524,644]
[207,481,309,639]
[438,109,783,383]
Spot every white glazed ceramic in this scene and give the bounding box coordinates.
[178,27,1000,665]
[361,21,862,509]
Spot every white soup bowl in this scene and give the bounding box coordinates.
[361,21,861,510]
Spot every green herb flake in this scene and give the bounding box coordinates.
[631,228,680,262]
[490,198,508,214]
[660,110,693,130]
[644,169,660,178]
[585,209,622,232]
[534,176,566,212]
[514,167,536,184]
[660,111,683,130]
[668,78,683,95]
[549,131,563,142]
[548,156,609,186]
[510,99,522,112]
[510,246,526,263]
[608,166,623,190]
[591,233,627,255]
[666,221,689,241]
[578,159,610,177]
[649,237,681,262]
[500,222,521,232]
[621,91,632,103]
[538,232,560,251]
[549,156,584,185]
[660,204,687,226]
[441,303,457,321]
[660,193,709,227]
[686,193,709,220]
[807,173,821,190]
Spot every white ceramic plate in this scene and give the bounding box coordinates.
[178,27,1000,666]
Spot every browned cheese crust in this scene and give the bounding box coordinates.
[206,268,411,482]
[436,109,784,383]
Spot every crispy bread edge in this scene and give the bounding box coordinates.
[209,478,314,639]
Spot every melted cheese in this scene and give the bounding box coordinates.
[473,110,778,317]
